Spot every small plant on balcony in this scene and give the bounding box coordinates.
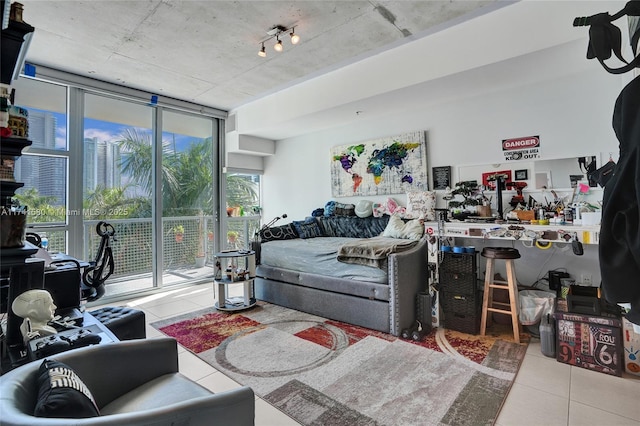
[172,225,185,243]
[227,230,239,243]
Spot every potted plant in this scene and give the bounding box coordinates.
[448,181,483,219]
[227,230,239,243]
[173,225,184,243]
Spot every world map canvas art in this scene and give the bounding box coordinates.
[331,131,428,197]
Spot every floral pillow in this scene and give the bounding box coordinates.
[405,190,436,221]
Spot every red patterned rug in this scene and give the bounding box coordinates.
[153,302,528,426]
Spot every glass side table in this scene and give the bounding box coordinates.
[213,250,256,311]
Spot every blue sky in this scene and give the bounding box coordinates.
[49,111,196,152]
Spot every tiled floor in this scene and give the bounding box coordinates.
[94,283,640,426]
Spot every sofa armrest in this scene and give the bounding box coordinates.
[98,386,255,426]
[387,237,428,335]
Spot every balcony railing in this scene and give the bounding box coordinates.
[81,215,260,283]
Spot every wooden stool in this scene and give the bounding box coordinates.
[480,247,521,343]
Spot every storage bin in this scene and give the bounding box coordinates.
[554,303,623,376]
[440,290,480,335]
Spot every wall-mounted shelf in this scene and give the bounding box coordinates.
[425,221,600,245]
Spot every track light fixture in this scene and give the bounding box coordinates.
[258,25,300,57]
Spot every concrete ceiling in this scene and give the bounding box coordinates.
[18,0,499,113]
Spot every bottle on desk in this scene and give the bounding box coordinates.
[41,235,48,251]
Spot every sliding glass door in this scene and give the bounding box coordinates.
[161,110,216,284]
[83,93,154,294]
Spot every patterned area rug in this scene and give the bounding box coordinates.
[151,302,528,426]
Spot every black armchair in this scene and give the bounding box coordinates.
[0,337,255,425]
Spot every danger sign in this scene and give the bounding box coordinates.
[502,135,541,161]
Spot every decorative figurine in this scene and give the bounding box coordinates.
[11,289,58,343]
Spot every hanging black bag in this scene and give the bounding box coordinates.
[588,160,617,187]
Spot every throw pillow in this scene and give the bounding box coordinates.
[382,214,424,240]
[354,200,373,218]
[405,190,436,221]
[334,202,356,216]
[259,224,298,242]
[34,359,100,418]
[372,202,386,218]
[292,217,324,239]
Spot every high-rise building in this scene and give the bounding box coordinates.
[84,137,122,193]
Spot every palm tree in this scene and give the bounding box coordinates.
[14,188,64,223]
[226,174,259,211]
[84,184,150,219]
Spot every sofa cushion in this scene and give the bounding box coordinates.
[405,190,436,220]
[291,217,324,239]
[316,216,389,238]
[259,223,299,242]
[382,214,424,240]
[334,202,356,216]
[34,359,99,418]
[100,374,212,415]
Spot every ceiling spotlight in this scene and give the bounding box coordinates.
[290,28,300,45]
[258,24,300,57]
[274,37,283,52]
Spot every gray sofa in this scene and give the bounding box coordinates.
[0,338,255,426]
[254,215,428,336]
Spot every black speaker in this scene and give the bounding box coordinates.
[548,271,570,291]
[416,291,432,335]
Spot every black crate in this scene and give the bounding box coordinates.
[440,271,476,295]
[445,310,480,335]
[440,251,477,274]
[440,290,481,335]
[440,291,478,316]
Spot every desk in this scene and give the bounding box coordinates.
[425,221,600,245]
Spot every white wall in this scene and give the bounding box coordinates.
[263,66,625,221]
[260,50,629,286]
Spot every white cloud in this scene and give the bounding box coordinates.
[84,129,120,142]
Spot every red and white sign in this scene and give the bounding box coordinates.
[501,135,541,161]
[502,136,540,151]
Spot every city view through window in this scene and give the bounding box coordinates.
[12,77,260,298]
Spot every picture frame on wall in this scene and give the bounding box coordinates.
[432,166,451,190]
[514,169,528,181]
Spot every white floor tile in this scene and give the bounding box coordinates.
[178,350,218,381]
[570,367,640,422]
[143,298,202,319]
[197,371,243,393]
[515,352,571,398]
[569,401,640,426]
[254,397,301,426]
[496,383,569,426]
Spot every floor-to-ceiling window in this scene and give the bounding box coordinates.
[12,78,69,252]
[12,72,224,300]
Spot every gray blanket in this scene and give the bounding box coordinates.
[337,236,418,269]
